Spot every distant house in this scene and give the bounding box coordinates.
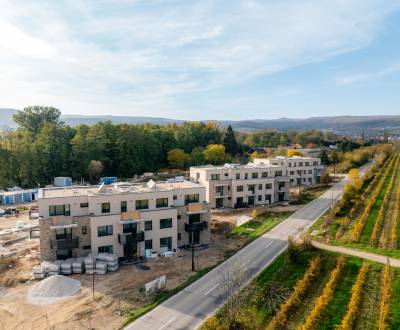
[0,187,38,205]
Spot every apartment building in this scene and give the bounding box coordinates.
[38,178,210,261]
[190,163,290,209]
[253,156,324,186]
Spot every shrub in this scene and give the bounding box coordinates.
[377,262,392,330]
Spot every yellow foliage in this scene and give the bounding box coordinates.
[287,149,304,157]
[266,256,321,330]
[338,263,369,330]
[377,263,392,330]
[299,256,346,330]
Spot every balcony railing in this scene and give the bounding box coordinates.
[185,221,208,232]
[50,237,79,250]
[118,231,145,245]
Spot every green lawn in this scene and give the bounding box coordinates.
[231,211,293,240]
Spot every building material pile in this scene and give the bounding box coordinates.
[97,253,119,272]
[27,275,81,305]
[95,261,108,275]
[60,259,73,275]
[72,257,85,273]
[84,255,95,274]
[32,261,61,279]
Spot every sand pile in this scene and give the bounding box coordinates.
[27,275,81,305]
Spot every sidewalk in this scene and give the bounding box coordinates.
[311,240,400,267]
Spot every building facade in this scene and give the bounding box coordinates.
[190,163,290,209]
[253,156,324,186]
[38,179,210,261]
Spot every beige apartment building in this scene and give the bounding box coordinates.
[190,163,290,209]
[253,156,324,186]
[38,179,210,261]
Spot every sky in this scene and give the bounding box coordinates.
[0,0,400,120]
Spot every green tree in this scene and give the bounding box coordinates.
[222,125,239,156]
[13,105,62,135]
[203,144,226,164]
[167,148,189,169]
[190,147,205,165]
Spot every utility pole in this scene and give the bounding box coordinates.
[191,230,195,272]
[92,255,95,300]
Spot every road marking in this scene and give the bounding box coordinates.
[264,241,273,249]
[158,316,176,330]
[204,283,219,296]
[242,259,251,267]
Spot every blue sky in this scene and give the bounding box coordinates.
[1,0,400,120]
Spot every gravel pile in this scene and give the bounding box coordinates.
[27,275,81,305]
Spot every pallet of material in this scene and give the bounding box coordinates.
[72,258,85,274]
[95,261,107,275]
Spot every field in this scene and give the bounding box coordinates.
[311,151,400,258]
[202,246,400,330]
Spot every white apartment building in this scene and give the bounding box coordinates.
[190,163,290,209]
[253,156,324,186]
[38,179,210,261]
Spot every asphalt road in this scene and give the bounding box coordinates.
[126,171,362,330]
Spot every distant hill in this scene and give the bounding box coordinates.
[1,108,400,134]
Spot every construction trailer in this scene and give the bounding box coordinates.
[0,187,38,205]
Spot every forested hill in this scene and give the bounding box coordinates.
[1,108,400,134]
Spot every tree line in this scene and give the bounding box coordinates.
[0,106,369,188]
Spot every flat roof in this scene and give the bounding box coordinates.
[39,179,203,199]
[191,163,282,171]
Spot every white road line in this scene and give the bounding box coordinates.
[204,283,219,296]
[242,259,251,267]
[158,317,176,330]
[264,241,273,249]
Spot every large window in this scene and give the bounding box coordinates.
[123,223,136,234]
[160,218,172,229]
[156,198,169,208]
[210,174,220,181]
[49,204,70,216]
[252,172,258,179]
[145,220,153,231]
[80,202,88,208]
[101,202,110,213]
[97,225,113,237]
[237,185,243,192]
[121,201,127,212]
[98,245,113,254]
[81,225,87,235]
[262,172,268,178]
[185,194,199,205]
[265,183,272,189]
[136,199,149,210]
[236,173,240,179]
[145,239,153,250]
[55,228,72,240]
[160,237,172,251]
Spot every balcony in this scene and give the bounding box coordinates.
[186,203,208,215]
[50,237,79,250]
[118,231,145,245]
[185,221,208,232]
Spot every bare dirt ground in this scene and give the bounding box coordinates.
[0,230,246,330]
[0,212,38,230]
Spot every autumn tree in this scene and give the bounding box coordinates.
[88,160,103,183]
[203,144,226,164]
[287,149,304,157]
[167,148,189,169]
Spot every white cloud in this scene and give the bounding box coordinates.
[336,62,400,85]
[0,0,399,117]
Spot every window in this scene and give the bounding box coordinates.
[224,173,228,176]
[258,184,262,190]
[145,239,153,250]
[290,171,294,175]
[177,215,181,220]
[313,161,318,166]
[136,199,149,210]
[236,173,240,179]
[305,162,309,166]
[82,225,87,235]
[156,198,168,208]
[97,225,113,237]
[49,204,70,216]
[177,233,182,241]
[123,223,136,234]
[55,228,72,240]
[144,220,153,231]
[252,172,258,179]
[237,185,243,192]
[160,218,172,229]
[173,195,177,200]
[211,174,220,180]
[275,171,282,177]
[121,201,127,212]
[101,202,110,213]
[98,245,113,254]
[262,172,268,178]
[80,202,88,208]
[245,173,248,180]
[185,194,199,205]
[248,184,255,191]
[83,245,91,250]
[265,183,272,189]
[160,237,172,251]
[258,195,262,202]
[308,170,313,174]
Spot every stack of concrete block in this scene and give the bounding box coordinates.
[84,255,95,274]
[60,259,73,275]
[72,258,85,274]
[32,265,46,279]
[46,261,62,276]
[97,253,119,272]
[95,261,107,275]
